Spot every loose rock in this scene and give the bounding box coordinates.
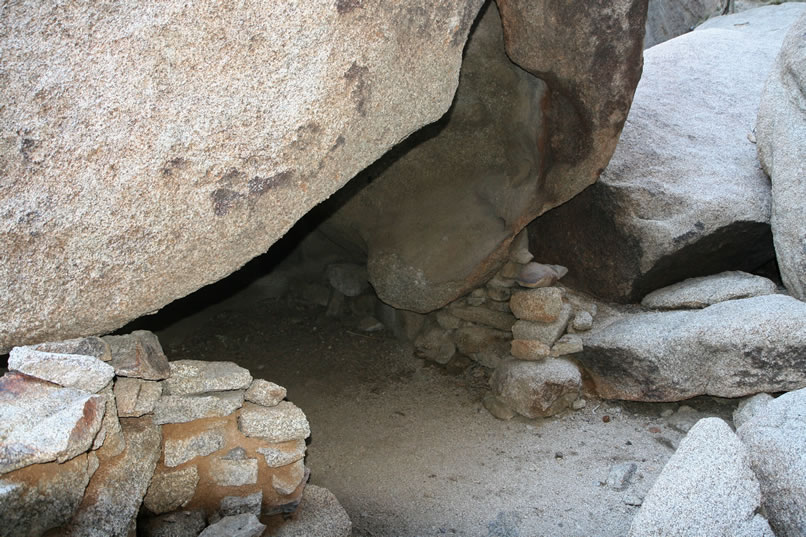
[8,344,115,393]
[268,485,352,537]
[163,360,252,396]
[144,466,200,515]
[490,359,581,419]
[510,339,551,361]
[199,514,266,537]
[245,379,286,408]
[115,377,163,417]
[257,440,307,468]
[153,392,245,425]
[511,304,573,346]
[103,331,171,380]
[509,288,564,322]
[641,271,778,310]
[0,372,105,474]
[628,418,771,537]
[239,402,311,443]
[732,393,773,429]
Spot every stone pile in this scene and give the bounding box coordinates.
[0,330,347,537]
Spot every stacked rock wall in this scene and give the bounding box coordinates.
[0,331,313,536]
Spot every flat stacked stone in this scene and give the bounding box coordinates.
[0,331,316,535]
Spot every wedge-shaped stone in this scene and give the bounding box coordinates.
[103,331,171,380]
[0,372,105,474]
[8,344,114,393]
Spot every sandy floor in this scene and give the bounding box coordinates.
[141,292,739,537]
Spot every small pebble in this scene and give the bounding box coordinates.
[660,409,674,418]
[648,426,661,434]
[602,415,611,423]
[572,398,587,410]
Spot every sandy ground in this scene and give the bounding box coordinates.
[137,290,739,537]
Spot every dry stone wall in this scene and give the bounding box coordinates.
[0,331,330,537]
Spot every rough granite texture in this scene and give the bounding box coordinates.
[153,392,245,425]
[0,0,487,351]
[8,345,115,393]
[509,287,564,323]
[644,0,723,48]
[737,388,806,537]
[245,379,286,407]
[66,416,163,537]
[490,358,581,419]
[641,271,778,309]
[257,440,306,469]
[529,5,806,302]
[756,10,806,301]
[268,485,352,537]
[239,402,311,443]
[199,514,266,537]
[628,418,772,537]
[0,372,105,474]
[510,304,573,346]
[115,377,163,417]
[103,331,171,380]
[163,428,227,468]
[144,465,200,515]
[163,361,252,396]
[578,295,806,401]
[0,453,96,537]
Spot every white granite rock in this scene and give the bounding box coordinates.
[733,393,774,429]
[144,465,200,515]
[153,392,245,425]
[641,271,777,310]
[163,360,252,396]
[199,514,266,537]
[509,287,564,322]
[511,304,573,346]
[115,377,163,417]
[579,295,806,401]
[239,402,310,442]
[8,344,115,393]
[209,458,258,487]
[628,418,771,537]
[163,428,227,468]
[270,485,352,537]
[0,372,105,474]
[245,379,286,407]
[737,388,806,537]
[257,439,306,468]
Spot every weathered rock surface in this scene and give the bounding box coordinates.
[733,393,773,429]
[509,287,564,323]
[737,388,806,537]
[268,485,352,537]
[209,457,258,487]
[239,402,310,443]
[218,491,263,519]
[490,358,581,419]
[153,392,245,425]
[325,263,369,297]
[0,372,105,474]
[510,304,573,346]
[644,0,722,48]
[199,514,265,537]
[756,11,806,301]
[103,331,171,380]
[319,0,646,313]
[67,416,162,537]
[92,382,125,455]
[0,453,96,537]
[628,418,771,537]
[257,440,306,469]
[0,0,496,351]
[163,427,226,468]
[529,5,806,302]
[245,379,286,407]
[641,271,778,309]
[115,377,163,417]
[163,360,252,396]
[144,465,200,515]
[8,344,115,393]
[578,295,806,401]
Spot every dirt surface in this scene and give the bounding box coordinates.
[134,287,740,537]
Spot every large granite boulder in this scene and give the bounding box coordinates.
[528,5,806,303]
[756,11,806,301]
[319,0,647,313]
[577,295,806,401]
[737,388,806,537]
[628,418,773,537]
[0,0,485,351]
